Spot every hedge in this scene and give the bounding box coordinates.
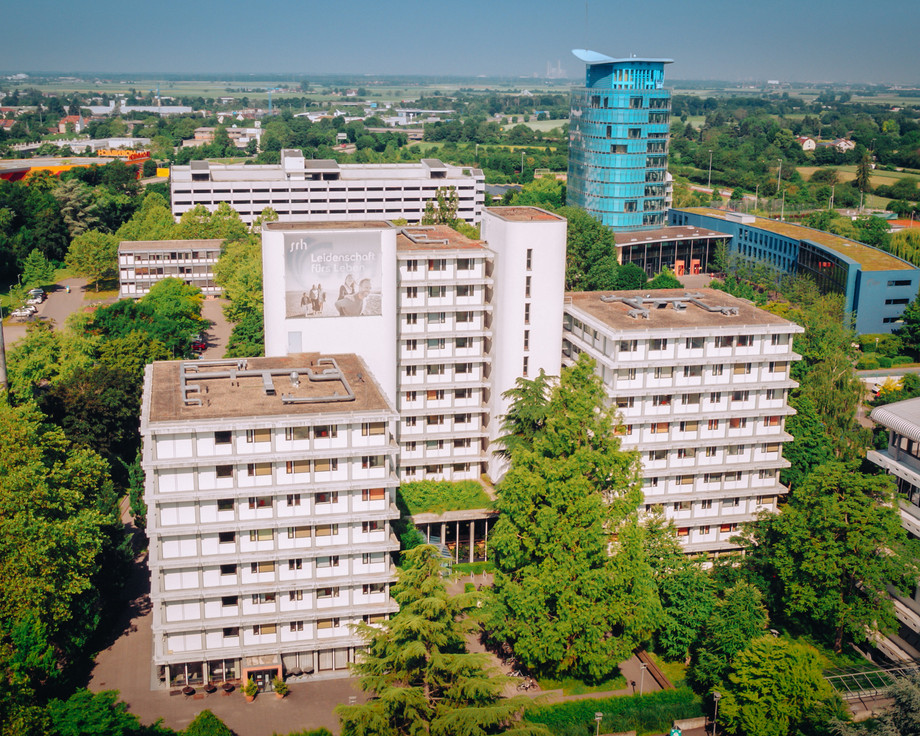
[524,687,703,736]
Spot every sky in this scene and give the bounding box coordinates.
[3,0,918,84]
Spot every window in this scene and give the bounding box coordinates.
[457,258,473,271]
[252,591,276,604]
[619,368,637,380]
[426,415,444,426]
[524,275,532,298]
[315,524,338,537]
[362,520,381,533]
[456,336,470,349]
[654,366,673,379]
[220,563,237,576]
[729,417,747,430]
[699,526,711,535]
[733,363,751,375]
[766,388,778,400]
[677,475,693,486]
[708,419,719,430]
[248,496,271,509]
[246,428,271,443]
[316,491,338,504]
[771,333,788,346]
[314,458,337,472]
[889,279,912,287]
[427,338,446,350]
[651,422,669,434]
[653,394,672,406]
[250,561,274,574]
[763,443,781,453]
[723,497,739,508]
[523,330,529,351]
[362,455,384,469]
[456,311,473,323]
[685,336,704,349]
[286,459,310,474]
[316,586,339,598]
[457,284,473,297]
[619,340,638,353]
[215,431,232,445]
[727,445,744,456]
[314,425,337,439]
[704,472,722,483]
[736,335,753,347]
[249,528,273,542]
[217,498,234,511]
[285,426,310,441]
[362,422,386,436]
[253,624,277,636]
[524,303,530,324]
[406,286,418,299]
[522,356,529,377]
[290,589,303,601]
[731,390,749,402]
[362,488,386,502]
[405,391,417,402]
[674,501,691,511]
[705,446,717,457]
[247,462,272,477]
[223,627,239,638]
[286,493,301,507]
[710,392,721,403]
[221,595,238,607]
[218,531,235,544]
[405,365,417,377]
[316,618,340,629]
[769,361,787,374]
[406,313,418,325]
[682,393,701,405]
[288,559,302,572]
[427,311,446,324]
[649,449,667,461]
[677,447,696,459]
[701,499,713,510]
[616,396,634,409]
[406,259,418,272]
[455,388,472,399]
[683,365,702,378]
[287,526,311,539]
[526,249,532,270]
[680,420,699,432]
[711,364,724,376]
[216,465,233,479]
[290,621,305,632]
[715,335,734,348]
[316,556,340,568]
[765,416,781,427]
[428,258,446,272]
[650,338,667,351]
[427,364,445,376]
[720,523,736,534]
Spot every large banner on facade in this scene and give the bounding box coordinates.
[283,232,382,318]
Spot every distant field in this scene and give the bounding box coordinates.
[798,165,919,190]
[502,118,567,133]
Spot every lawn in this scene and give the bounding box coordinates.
[647,652,688,688]
[537,672,627,696]
[397,479,493,515]
[503,118,568,133]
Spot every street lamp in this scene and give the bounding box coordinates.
[594,712,603,736]
[639,662,648,695]
[712,691,722,736]
[707,149,713,190]
[776,159,782,198]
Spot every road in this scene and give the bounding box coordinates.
[1,277,95,347]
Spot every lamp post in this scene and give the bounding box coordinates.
[776,158,782,196]
[639,662,648,695]
[594,712,603,736]
[707,149,713,190]
[712,691,722,736]
[521,150,525,178]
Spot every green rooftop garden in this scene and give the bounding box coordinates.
[398,480,493,516]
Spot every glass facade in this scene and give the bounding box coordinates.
[568,56,672,232]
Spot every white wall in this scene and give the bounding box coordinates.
[262,225,399,404]
[481,208,567,481]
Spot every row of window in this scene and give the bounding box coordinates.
[211,488,386,512]
[623,416,783,433]
[612,334,788,352]
[616,362,787,380]
[645,441,781,459]
[647,495,776,512]
[644,468,776,487]
[404,258,479,272]
[213,423,385,445]
[212,456,386,479]
[215,521,383,545]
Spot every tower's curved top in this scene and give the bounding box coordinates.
[572,49,673,65]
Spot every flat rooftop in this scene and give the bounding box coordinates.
[614,225,728,246]
[871,397,920,442]
[0,157,119,171]
[566,287,799,332]
[486,206,565,222]
[118,238,223,252]
[264,220,392,232]
[146,354,393,424]
[397,225,487,252]
[679,207,914,272]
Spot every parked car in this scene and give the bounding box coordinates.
[11,307,35,318]
[27,288,44,301]
[26,296,43,305]
[190,334,208,353]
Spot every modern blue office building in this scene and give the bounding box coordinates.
[567,49,673,232]
[671,208,920,335]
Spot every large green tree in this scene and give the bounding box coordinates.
[718,636,839,736]
[336,545,543,736]
[744,462,920,651]
[65,229,119,290]
[486,354,662,681]
[554,206,617,291]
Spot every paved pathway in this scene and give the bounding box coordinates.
[200,296,232,359]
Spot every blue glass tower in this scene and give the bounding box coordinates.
[567,50,673,232]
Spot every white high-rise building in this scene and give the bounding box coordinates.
[140,354,400,690]
[170,151,485,225]
[562,288,803,555]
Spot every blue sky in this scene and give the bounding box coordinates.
[4,0,918,83]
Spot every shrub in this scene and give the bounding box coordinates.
[856,355,880,370]
[524,687,703,736]
[878,356,893,368]
[893,355,915,366]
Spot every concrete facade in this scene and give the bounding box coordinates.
[563,288,803,555]
[171,151,485,225]
[118,239,223,298]
[140,355,400,689]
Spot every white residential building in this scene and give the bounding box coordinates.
[260,208,568,484]
[140,354,400,689]
[170,150,485,225]
[562,288,803,555]
[118,239,223,298]
[867,398,920,661]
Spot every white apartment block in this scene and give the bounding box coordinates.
[118,239,223,298]
[140,354,400,690]
[867,398,920,661]
[170,151,485,225]
[562,288,803,555]
[260,208,568,484]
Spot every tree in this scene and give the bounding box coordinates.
[895,294,920,356]
[486,354,662,681]
[421,186,460,226]
[689,582,769,691]
[47,689,165,736]
[646,268,684,289]
[336,545,543,736]
[554,206,616,291]
[66,230,118,290]
[744,462,920,652]
[52,179,100,239]
[20,248,56,286]
[183,709,232,736]
[115,191,178,242]
[611,262,648,291]
[855,152,873,193]
[718,636,838,736]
